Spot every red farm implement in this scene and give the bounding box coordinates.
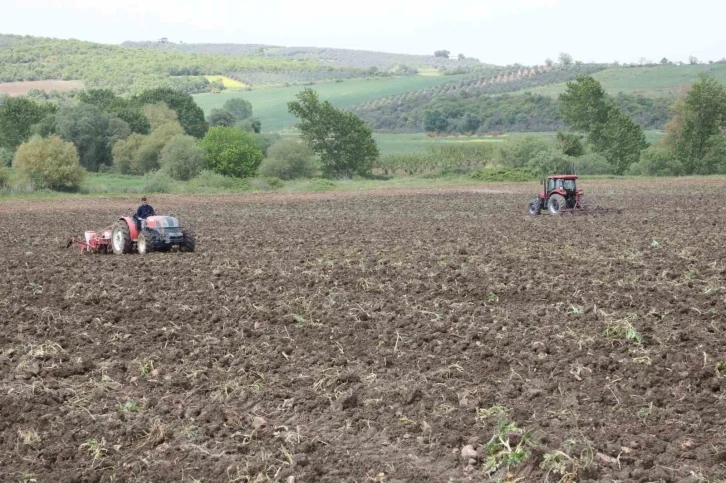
[66,215,195,254]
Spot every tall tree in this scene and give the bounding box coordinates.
[134,88,208,138]
[223,98,253,120]
[288,88,379,178]
[559,52,573,66]
[673,74,726,173]
[0,97,56,151]
[560,76,647,174]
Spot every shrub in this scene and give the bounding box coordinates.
[253,133,281,156]
[143,103,178,130]
[527,149,575,177]
[258,139,316,180]
[159,134,205,181]
[308,178,337,192]
[470,167,538,182]
[13,135,85,191]
[112,133,145,174]
[573,153,614,175]
[199,126,264,178]
[628,147,684,176]
[0,147,13,167]
[141,172,174,193]
[207,108,236,127]
[497,136,551,168]
[188,169,251,191]
[224,98,253,120]
[0,166,9,189]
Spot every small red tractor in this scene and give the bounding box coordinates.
[68,215,195,255]
[527,175,587,215]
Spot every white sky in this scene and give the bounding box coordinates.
[3,0,725,65]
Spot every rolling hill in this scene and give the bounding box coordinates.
[520,63,726,97]
[122,41,489,72]
[193,75,468,131]
[0,34,372,95]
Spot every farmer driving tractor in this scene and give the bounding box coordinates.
[133,197,155,231]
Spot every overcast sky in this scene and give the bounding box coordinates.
[3,0,724,65]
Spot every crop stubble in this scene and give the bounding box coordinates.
[1,178,725,482]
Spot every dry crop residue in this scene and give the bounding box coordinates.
[1,179,725,482]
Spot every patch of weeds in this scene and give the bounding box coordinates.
[540,451,578,482]
[17,471,37,483]
[138,359,154,377]
[476,405,508,422]
[80,438,107,467]
[716,361,726,378]
[637,402,654,424]
[17,428,41,445]
[179,425,199,440]
[26,282,43,295]
[632,356,652,365]
[482,419,534,476]
[604,315,642,345]
[115,400,139,412]
[568,305,583,316]
[487,293,499,304]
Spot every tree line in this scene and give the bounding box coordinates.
[0,34,372,95]
[0,86,382,192]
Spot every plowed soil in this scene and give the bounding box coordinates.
[1,178,726,483]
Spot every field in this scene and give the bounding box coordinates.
[523,64,726,98]
[0,80,84,97]
[204,76,248,90]
[193,75,466,131]
[1,177,726,482]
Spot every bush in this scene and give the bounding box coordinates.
[527,149,575,177]
[112,133,145,174]
[497,136,551,168]
[188,169,251,191]
[199,127,264,178]
[159,134,205,181]
[628,147,684,176]
[0,147,13,167]
[308,178,337,192]
[0,166,9,189]
[207,108,236,127]
[13,135,85,191]
[470,167,538,182]
[224,98,253,120]
[253,133,281,156]
[141,172,174,193]
[258,139,316,180]
[573,153,614,175]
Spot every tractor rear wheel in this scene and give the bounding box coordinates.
[527,198,542,215]
[548,194,567,215]
[111,221,132,255]
[181,230,195,253]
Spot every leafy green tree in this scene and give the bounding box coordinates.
[79,88,150,134]
[207,108,237,127]
[54,103,130,171]
[699,133,726,174]
[288,88,379,178]
[78,88,118,109]
[135,121,185,174]
[0,147,14,167]
[559,52,573,66]
[134,88,208,138]
[112,133,145,175]
[457,112,481,133]
[434,50,450,58]
[258,139,316,180]
[556,132,584,156]
[527,149,574,176]
[223,98,253,120]
[160,135,205,181]
[597,108,648,174]
[0,97,56,151]
[199,127,263,178]
[13,135,85,191]
[422,109,449,132]
[673,75,726,173]
[143,103,179,130]
[559,76,610,135]
[560,76,647,173]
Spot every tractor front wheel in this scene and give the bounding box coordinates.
[548,194,567,215]
[111,221,132,254]
[137,232,151,255]
[181,230,195,253]
[527,198,542,216]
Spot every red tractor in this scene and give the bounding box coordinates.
[69,215,195,255]
[527,174,586,215]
